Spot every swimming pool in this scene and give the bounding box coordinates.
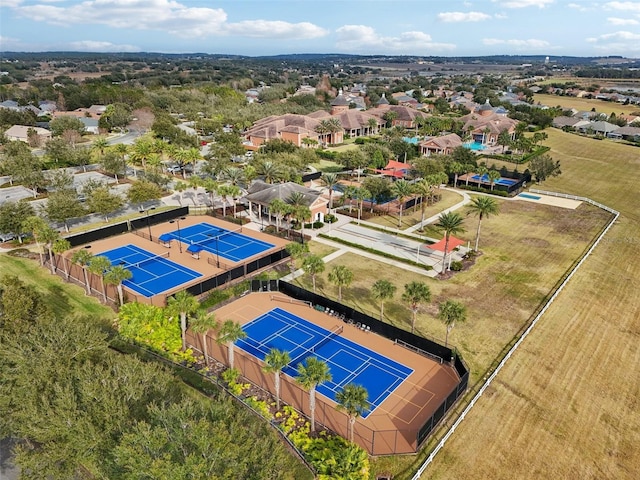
[470,174,517,186]
[463,142,487,151]
[518,193,541,200]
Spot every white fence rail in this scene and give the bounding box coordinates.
[411,191,619,480]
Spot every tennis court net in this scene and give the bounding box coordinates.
[216,225,243,241]
[123,251,170,269]
[289,324,343,366]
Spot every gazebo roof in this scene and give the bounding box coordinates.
[427,236,466,253]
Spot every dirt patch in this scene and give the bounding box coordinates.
[520,237,552,248]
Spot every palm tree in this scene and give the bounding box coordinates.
[488,169,501,191]
[221,166,245,187]
[104,265,132,307]
[285,241,308,273]
[216,319,247,369]
[438,300,467,347]
[268,198,287,232]
[335,383,369,442]
[91,137,109,162]
[383,110,398,128]
[412,178,434,227]
[355,187,371,224]
[256,160,282,184]
[434,212,466,274]
[263,348,291,411]
[52,238,72,280]
[22,215,48,266]
[129,139,153,171]
[371,279,396,320]
[217,184,233,217]
[321,172,339,213]
[391,179,413,228]
[296,356,332,432]
[447,161,464,188]
[167,290,200,351]
[302,255,325,292]
[402,281,431,334]
[467,196,500,252]
[475,165,489,186]
[88,255,112,303]
[367,117,379,135]
[328,265,354,301]
[190,310,219,367]
[71,249,93,295]
[295,205,312,243]
[39,225,60,275]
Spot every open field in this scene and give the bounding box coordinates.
[299,196,611,385]
[533,93,640,116]
[421,129,640,479]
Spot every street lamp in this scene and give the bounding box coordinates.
[207,233,220,268]
[169,217,186,253]
[141,206,156,240]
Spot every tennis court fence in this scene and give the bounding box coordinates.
[242,279,469,455]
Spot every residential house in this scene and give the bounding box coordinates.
[4,124,52,144]
[419,133,463,156]
[459,100,518,145]
[612,126,640,141]
[552,116,583,129]
[244,114,322,148]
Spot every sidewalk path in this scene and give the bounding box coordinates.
[404,188,471,234]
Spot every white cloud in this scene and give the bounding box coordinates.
[608,17,639,25]
[69,40,140,52]
[568,3,592,11]
[587,30,640,42]
[437,11,492,22]
[605,1,640,12]
[483,37,551,48]
[496,0,554,8]
[335,25,455,54]
[1,0,23,7]
[224,20,327,39]
[10,0,326,40]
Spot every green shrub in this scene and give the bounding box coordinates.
[324,214,337,223]
[450,260,463,271]
[245,396,272,419]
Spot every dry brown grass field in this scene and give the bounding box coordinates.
[533,93,640,116]
[299,195,610,385]
[419,129,640,479]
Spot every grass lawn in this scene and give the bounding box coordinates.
[0,253,115,322]
[364,189,464,230]
[533,93,640,116]
[420,129,640,479]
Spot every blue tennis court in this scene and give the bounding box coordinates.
[237,307,413,418]
[97,244,202,297]
[159,222,274,263]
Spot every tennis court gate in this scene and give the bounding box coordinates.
[241,280,470,455]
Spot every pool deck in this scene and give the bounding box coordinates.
[516,192,582,209]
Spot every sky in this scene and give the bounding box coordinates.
[1,0,640,57]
